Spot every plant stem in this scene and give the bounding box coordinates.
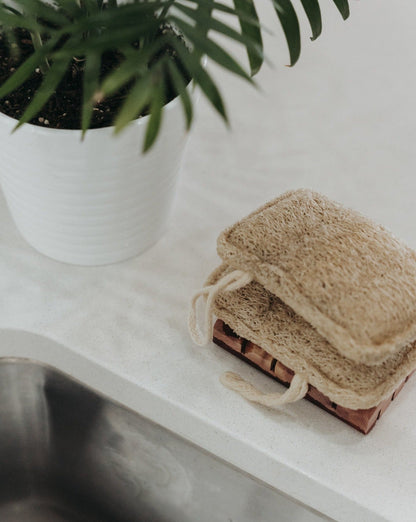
[158,0,173,20]
[30,31,49,74]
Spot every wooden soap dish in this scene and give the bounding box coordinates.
[213,319,413,434]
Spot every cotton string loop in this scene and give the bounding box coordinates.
[220,371,308,408]
[188,270,253,346]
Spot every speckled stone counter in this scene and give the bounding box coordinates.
[1,2,415,520]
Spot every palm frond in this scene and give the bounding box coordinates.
[14,55,71,130]
[169,16,253,83]
[232,0,263,76]
[81,51,101,137]
[166,58,193,129]
[273,0,301,66]
[300,0,322,41]
[0,0,350,150]
[143,68,164,152]
[170,36,228,124]
[113,75,152,134]
[332,0,350,20]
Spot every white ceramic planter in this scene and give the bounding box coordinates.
[0,95,188,265]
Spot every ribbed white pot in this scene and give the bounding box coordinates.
[0,95,188,265]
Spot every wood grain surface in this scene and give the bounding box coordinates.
[213,319,414,434]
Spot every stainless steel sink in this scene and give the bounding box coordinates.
[0,358,325,522]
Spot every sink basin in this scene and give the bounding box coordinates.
[0,357,325,522]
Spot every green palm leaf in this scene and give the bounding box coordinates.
[17,0,70,27]
[0,38,57,99]
[113,75,152,134]
[81,51,101,136]
[170,39,228,123]
[98,38,171,102]
[233,0,263,75]
[143,72,164,152]
[174,2,262,57]
[14,55,72,130]
[273,0,301,66]
[0,9,44,33]
[332,0,350,20]
[170,16,253,83]
[300,0,322,41]
[0,0,352,150]
[166,58,193,130]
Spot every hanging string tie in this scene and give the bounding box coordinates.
[220,371,309,408]
[188,270,252,346]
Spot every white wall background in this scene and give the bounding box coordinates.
[182,0,416,247]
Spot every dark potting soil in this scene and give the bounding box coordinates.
[0,29,187,130]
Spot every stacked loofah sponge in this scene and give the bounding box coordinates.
[190,189,416,411]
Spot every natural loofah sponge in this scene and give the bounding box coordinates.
[217,189,416,365]
[208,264,416,410]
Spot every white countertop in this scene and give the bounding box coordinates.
[1,1,415,521]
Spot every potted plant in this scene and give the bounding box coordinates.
[0,0,349,265]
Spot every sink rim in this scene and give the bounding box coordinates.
[0,336,329,521]
[0,329,345,521]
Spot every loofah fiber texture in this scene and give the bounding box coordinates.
[208,264,416,410]
[217,189,416,365]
